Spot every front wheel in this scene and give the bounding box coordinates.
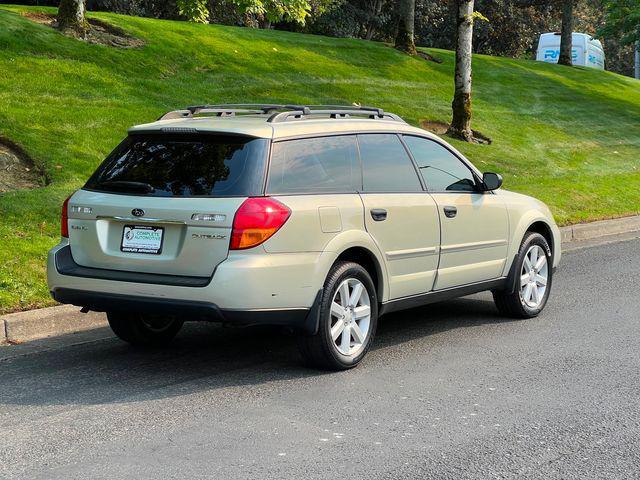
[493,232,553,318]
[107,312,184,346]
[297,261,378,370]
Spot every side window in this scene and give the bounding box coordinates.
[403,136,477,192]
[266,135,359,194]
[358,134,422,192]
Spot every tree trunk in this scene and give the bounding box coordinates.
[57,0,88,37]
[243,12,258,28]
[365,25,375,40]
[447,0,475,143]
[364,0,384,41]
[394,0,417,55]
[558,0,573,66]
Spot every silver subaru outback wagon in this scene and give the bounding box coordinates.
[48,104,561,370]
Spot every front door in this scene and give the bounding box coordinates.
[402,135,509,290]
[431,192,509,289]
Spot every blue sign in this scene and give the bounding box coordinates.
[543,48,578,62]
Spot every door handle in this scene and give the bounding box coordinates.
[443,206,457,218]
[370,209,387,221]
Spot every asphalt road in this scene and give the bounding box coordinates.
[1,237,639,479]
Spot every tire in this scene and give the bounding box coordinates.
[297,261,378,370]
[493,232,553,318]
[107,312,184,346]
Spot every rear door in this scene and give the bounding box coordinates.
[402,135,509,290]
[67,133,269,277]
[358,133,440,300]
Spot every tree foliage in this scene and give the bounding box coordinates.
[177,0,209,22]
[234,0,314,24]
[599,0,640,46]
[176,0,315,24]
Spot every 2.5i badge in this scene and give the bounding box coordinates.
[121,225,164,254]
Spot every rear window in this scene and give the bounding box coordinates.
[266,135,360,194]
[85,134,269,197]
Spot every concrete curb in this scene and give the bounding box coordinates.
[559,215,640,243]
[1,214,639,345]
[1,305,106,344]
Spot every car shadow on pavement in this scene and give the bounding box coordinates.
[0,293,520,407]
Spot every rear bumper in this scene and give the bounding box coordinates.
[51,287,320,331]
[47,239,333,333]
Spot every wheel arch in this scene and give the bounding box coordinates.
[320,230,389,302]
[334,246,384,303]
[504,218,556,294]
[526,220,555,258]
[301,236,387,336]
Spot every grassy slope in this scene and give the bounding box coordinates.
[0,5,639,312]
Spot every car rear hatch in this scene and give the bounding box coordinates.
[65,133,269,278]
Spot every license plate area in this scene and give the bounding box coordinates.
[121,225,164,255]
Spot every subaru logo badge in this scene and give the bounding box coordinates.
[132,208,145,217]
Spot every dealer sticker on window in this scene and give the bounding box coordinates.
[121,225,164,255]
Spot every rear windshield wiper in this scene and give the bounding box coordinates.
[95,180,155,194]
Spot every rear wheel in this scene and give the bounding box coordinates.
[297,261,378,370]
[493,232,553,318]
[107,312,184,346]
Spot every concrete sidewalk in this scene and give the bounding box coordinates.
[2,214,640,345]
[1,305,106,345]
[559,214,640,242]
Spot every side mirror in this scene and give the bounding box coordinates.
[481,172,503,191]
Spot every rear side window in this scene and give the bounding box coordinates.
[358,134,422,192]
[267,135,360,194]
[403,136,477,192]
[85,134,269,197]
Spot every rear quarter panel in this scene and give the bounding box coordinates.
[263,194,390,301]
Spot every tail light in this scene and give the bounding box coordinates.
[61,193,73,238]
[230,197,291,250]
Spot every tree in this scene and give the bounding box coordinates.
[558,0,574,65]
[599,0,640,45]
[177,0,210,22]
[179,0,313,25]
[447,0,477,143]
[57,0,88,37]
[395,0,417,54]
[600,0,640,77]
[233,0,313,26]
[364,0,386,39]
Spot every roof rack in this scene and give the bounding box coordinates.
[158,104,405,123]
[158,104,299,120]
[266,105,405,123]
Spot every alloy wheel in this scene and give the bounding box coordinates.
[519,245,549,308]
[330,278,371,356]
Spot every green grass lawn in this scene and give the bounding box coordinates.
[1,5,639,313]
